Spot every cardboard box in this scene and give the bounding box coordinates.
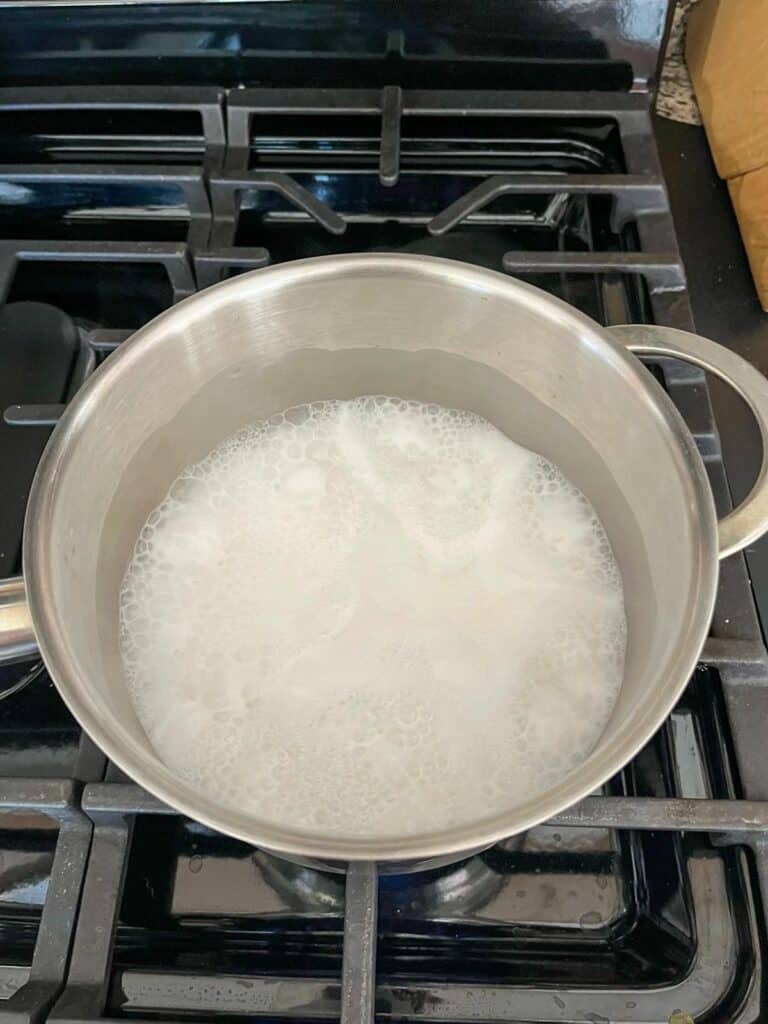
[686,0,768,310]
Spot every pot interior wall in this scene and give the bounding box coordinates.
[41,260,706,846]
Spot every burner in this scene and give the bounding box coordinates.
[246,835,525,916]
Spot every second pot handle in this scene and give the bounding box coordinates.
[0,576,37,665]
[609,324,768,560]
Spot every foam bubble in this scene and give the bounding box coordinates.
[119,397,626,838]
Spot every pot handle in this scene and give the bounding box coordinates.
[609,324,768,560]
[0,576,38,665]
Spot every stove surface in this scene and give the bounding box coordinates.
[0,34,766,1024]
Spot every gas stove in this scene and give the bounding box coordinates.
[0,3,767,1023]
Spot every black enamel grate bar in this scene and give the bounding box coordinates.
[378,85,402,187]
[0,779,91,1024]
[0,239,195,309]
[428,174,668,235]
[501,252,690,334]
[208,89,680,295]
[208,170,667,247]
[193,247,270,289]
[0,86,225,170]
[501,250,684,285]
[0,166,212,249]
[209,169,346,248]
[224,88,655,170]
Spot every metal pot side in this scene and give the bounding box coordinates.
[10,253,767,864]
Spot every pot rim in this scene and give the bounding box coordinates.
[22,253,719,863]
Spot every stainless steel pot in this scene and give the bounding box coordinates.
[2,254,768,867]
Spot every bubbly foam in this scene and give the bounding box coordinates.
[120,397,626,838]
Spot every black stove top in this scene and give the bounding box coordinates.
[1,6,768,1021]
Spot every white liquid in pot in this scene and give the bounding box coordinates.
[119,397,626,838]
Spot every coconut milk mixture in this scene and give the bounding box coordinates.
[120,397,626,838]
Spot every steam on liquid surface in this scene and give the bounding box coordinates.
[120,397,626,838]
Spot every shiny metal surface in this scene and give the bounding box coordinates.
[4,252,768,864]
[0,577,36,665]
[0,661,44,702]
[261,844,493,877]
[609,324,768,559]
[240,834,540,921]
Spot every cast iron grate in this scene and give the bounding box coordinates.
[0,88,225,169]
[45,676,763,1024]
[0,780,91,1024]
[0,82,767,1023]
